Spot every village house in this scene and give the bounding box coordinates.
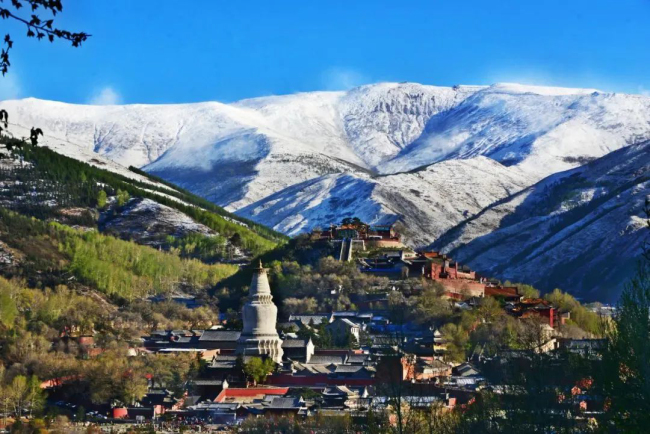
[415,358,453,381]
[180,386,311,423]
[326,317,362,343]
[288,313,332,327]
[507,298,557,327]
[321,385,371,409]
[282,338,315,362]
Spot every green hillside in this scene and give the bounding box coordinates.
[1,138,285,255]
[0,207,238,301]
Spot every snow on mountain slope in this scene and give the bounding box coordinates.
[3,83,485,209]
[147,83,487,208]
[237,157,533,246]
[3,82,650,243]
[101,198,215,247]
[433,141,650,302]
[337,83,483,167]
[381,84,650,180]
[6,82,649,215]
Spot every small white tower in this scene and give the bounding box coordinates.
[236,261,284,363]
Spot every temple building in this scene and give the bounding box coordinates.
[236,261,284,363]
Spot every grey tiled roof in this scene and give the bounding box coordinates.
[332,311,358,317]
[323,385,358,396]
[265,397,303,409]
[294,363,334,374]
[333,365,364,374]
[346,354,369,364]
[308,355,345,365]
[199,330,241,342]
[191,380,225,386]
[288,314,330,325]
[282,339,308,348]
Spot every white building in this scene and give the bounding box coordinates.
[236,261,284,363]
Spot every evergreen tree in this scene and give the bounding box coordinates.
[598,199,650,431]
[599,260,650,431]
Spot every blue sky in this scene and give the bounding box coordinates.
[2,0,650,104]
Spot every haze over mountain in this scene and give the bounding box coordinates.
[2,81,649,300]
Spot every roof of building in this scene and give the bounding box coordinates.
[282,339,309,349]
[209,354,238,369]
[199,330,241,342]
[332,311,358,318]
[215,387,289,403]
[292,362,335,374]
[191,380,226,387]
[419,359,451,371]
[192,402,240,411]
[214,355,238,361]
[485,286,520,298]
[519,298,552,307]
[322,385,359,397]
[264,397,305,410]
[346,354,369,364]
[333,365,370,374]
[308,355,346,365]
[327,318,360,329]
[454,363,480,377]
[288,314,330,325]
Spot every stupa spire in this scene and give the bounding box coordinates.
[236,261,283,363]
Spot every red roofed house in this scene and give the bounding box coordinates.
[509,298,556,327]
[214,386,289,404]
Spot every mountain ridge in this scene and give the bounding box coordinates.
[2,81,649,299]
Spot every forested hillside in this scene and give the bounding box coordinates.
[0,140,270,414]
[0,136,289,346]
[0,138,285,255]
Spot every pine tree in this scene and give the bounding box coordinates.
[600,260,650,431]
[599,200,650,431]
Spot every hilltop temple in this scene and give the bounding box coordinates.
[235,261,284,363]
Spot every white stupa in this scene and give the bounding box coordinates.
[236,261,284,363]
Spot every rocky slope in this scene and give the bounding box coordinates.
[433,141,650,302]
[100,198,215,246]
[237,157,533,246]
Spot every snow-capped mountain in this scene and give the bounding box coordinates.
[2,83,487,210]
[2,81,650,299]
[382,84,650,178]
